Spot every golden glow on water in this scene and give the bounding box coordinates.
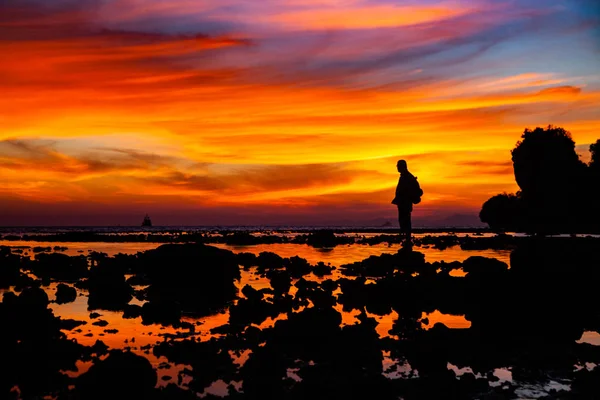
[48,285,192,384]
[421,310,471,330]
[336,304,362,326]
[4,240,499,389]
[0,240,511,265]
[368,311,399,338]
[213,243,512,266]
[0,241,161,257]
[449,269,467,277]
[577,331,600,347]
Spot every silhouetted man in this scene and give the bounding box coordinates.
[392,160,422,245]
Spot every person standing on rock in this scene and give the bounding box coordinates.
[391,159,423,246]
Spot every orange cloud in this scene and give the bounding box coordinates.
[261,3,474,30]
[0,0,599,225]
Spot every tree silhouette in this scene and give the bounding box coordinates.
[588,139,600,228]
[590,139,600,170]
[480,126,599,234]
[480,193,523,232]
[510,126,587,233]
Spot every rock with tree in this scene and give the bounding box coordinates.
[480,126,599,233]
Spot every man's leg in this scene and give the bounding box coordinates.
[397,206,405,238]
[405,211,412,243]
[398,208,412,244]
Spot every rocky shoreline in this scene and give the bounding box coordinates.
[1,238,599,398]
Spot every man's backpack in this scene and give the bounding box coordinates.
[412,178,423,204]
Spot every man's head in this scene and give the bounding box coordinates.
[397,159,408,173]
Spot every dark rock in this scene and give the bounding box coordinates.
[0,246,23,288]
[462,256,508,278]
[29,253,88,281]
[153,339,235,393]
[460,234,515,250]
[126,273,150,286]
[312,261,333,277]
[59,319,87,330]
[286,255,312,279]
[292,229,356,248]
[0,287,85,398]
[340,249,426,278]
[419,234,461,250]
[228,285,282,329]
[3,235,20,241]
[306,229,339,248]
[571,366,600,397]
[267,269,291,295]
[236,252,258,269]
[123,304,143,319]
[138,244,240,321]
[90,340,109,356]
[141,301,181,327]
[158,362,171,370]
[357,234,403,246]
[155,383,199,400]
[55,283,77,304]
[256,251,285,272]
[75,350,157,399]
[294,278,337,309]
[87,257,133,311]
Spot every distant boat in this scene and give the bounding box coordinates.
[142,214,152,227]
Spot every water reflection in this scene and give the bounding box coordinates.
[213,243,512,266]
[0,240,512,265]
[0,241,160,257]
[421,310,471,330]
[2,237,598,399]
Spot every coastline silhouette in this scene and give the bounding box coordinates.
[392,160,423,246]
[480,126,600,234]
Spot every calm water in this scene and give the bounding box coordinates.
[0,238,512,265]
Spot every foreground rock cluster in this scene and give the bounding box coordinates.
[0,238,599,399]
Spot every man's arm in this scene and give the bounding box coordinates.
[391,177,401,204]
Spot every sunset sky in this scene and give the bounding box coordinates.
[1,0,599,226]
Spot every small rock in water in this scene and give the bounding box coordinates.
[59,319,87,330]
[75,350,157,399]
[55,283,77,304]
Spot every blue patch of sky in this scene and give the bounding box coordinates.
[431,6,600,83]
